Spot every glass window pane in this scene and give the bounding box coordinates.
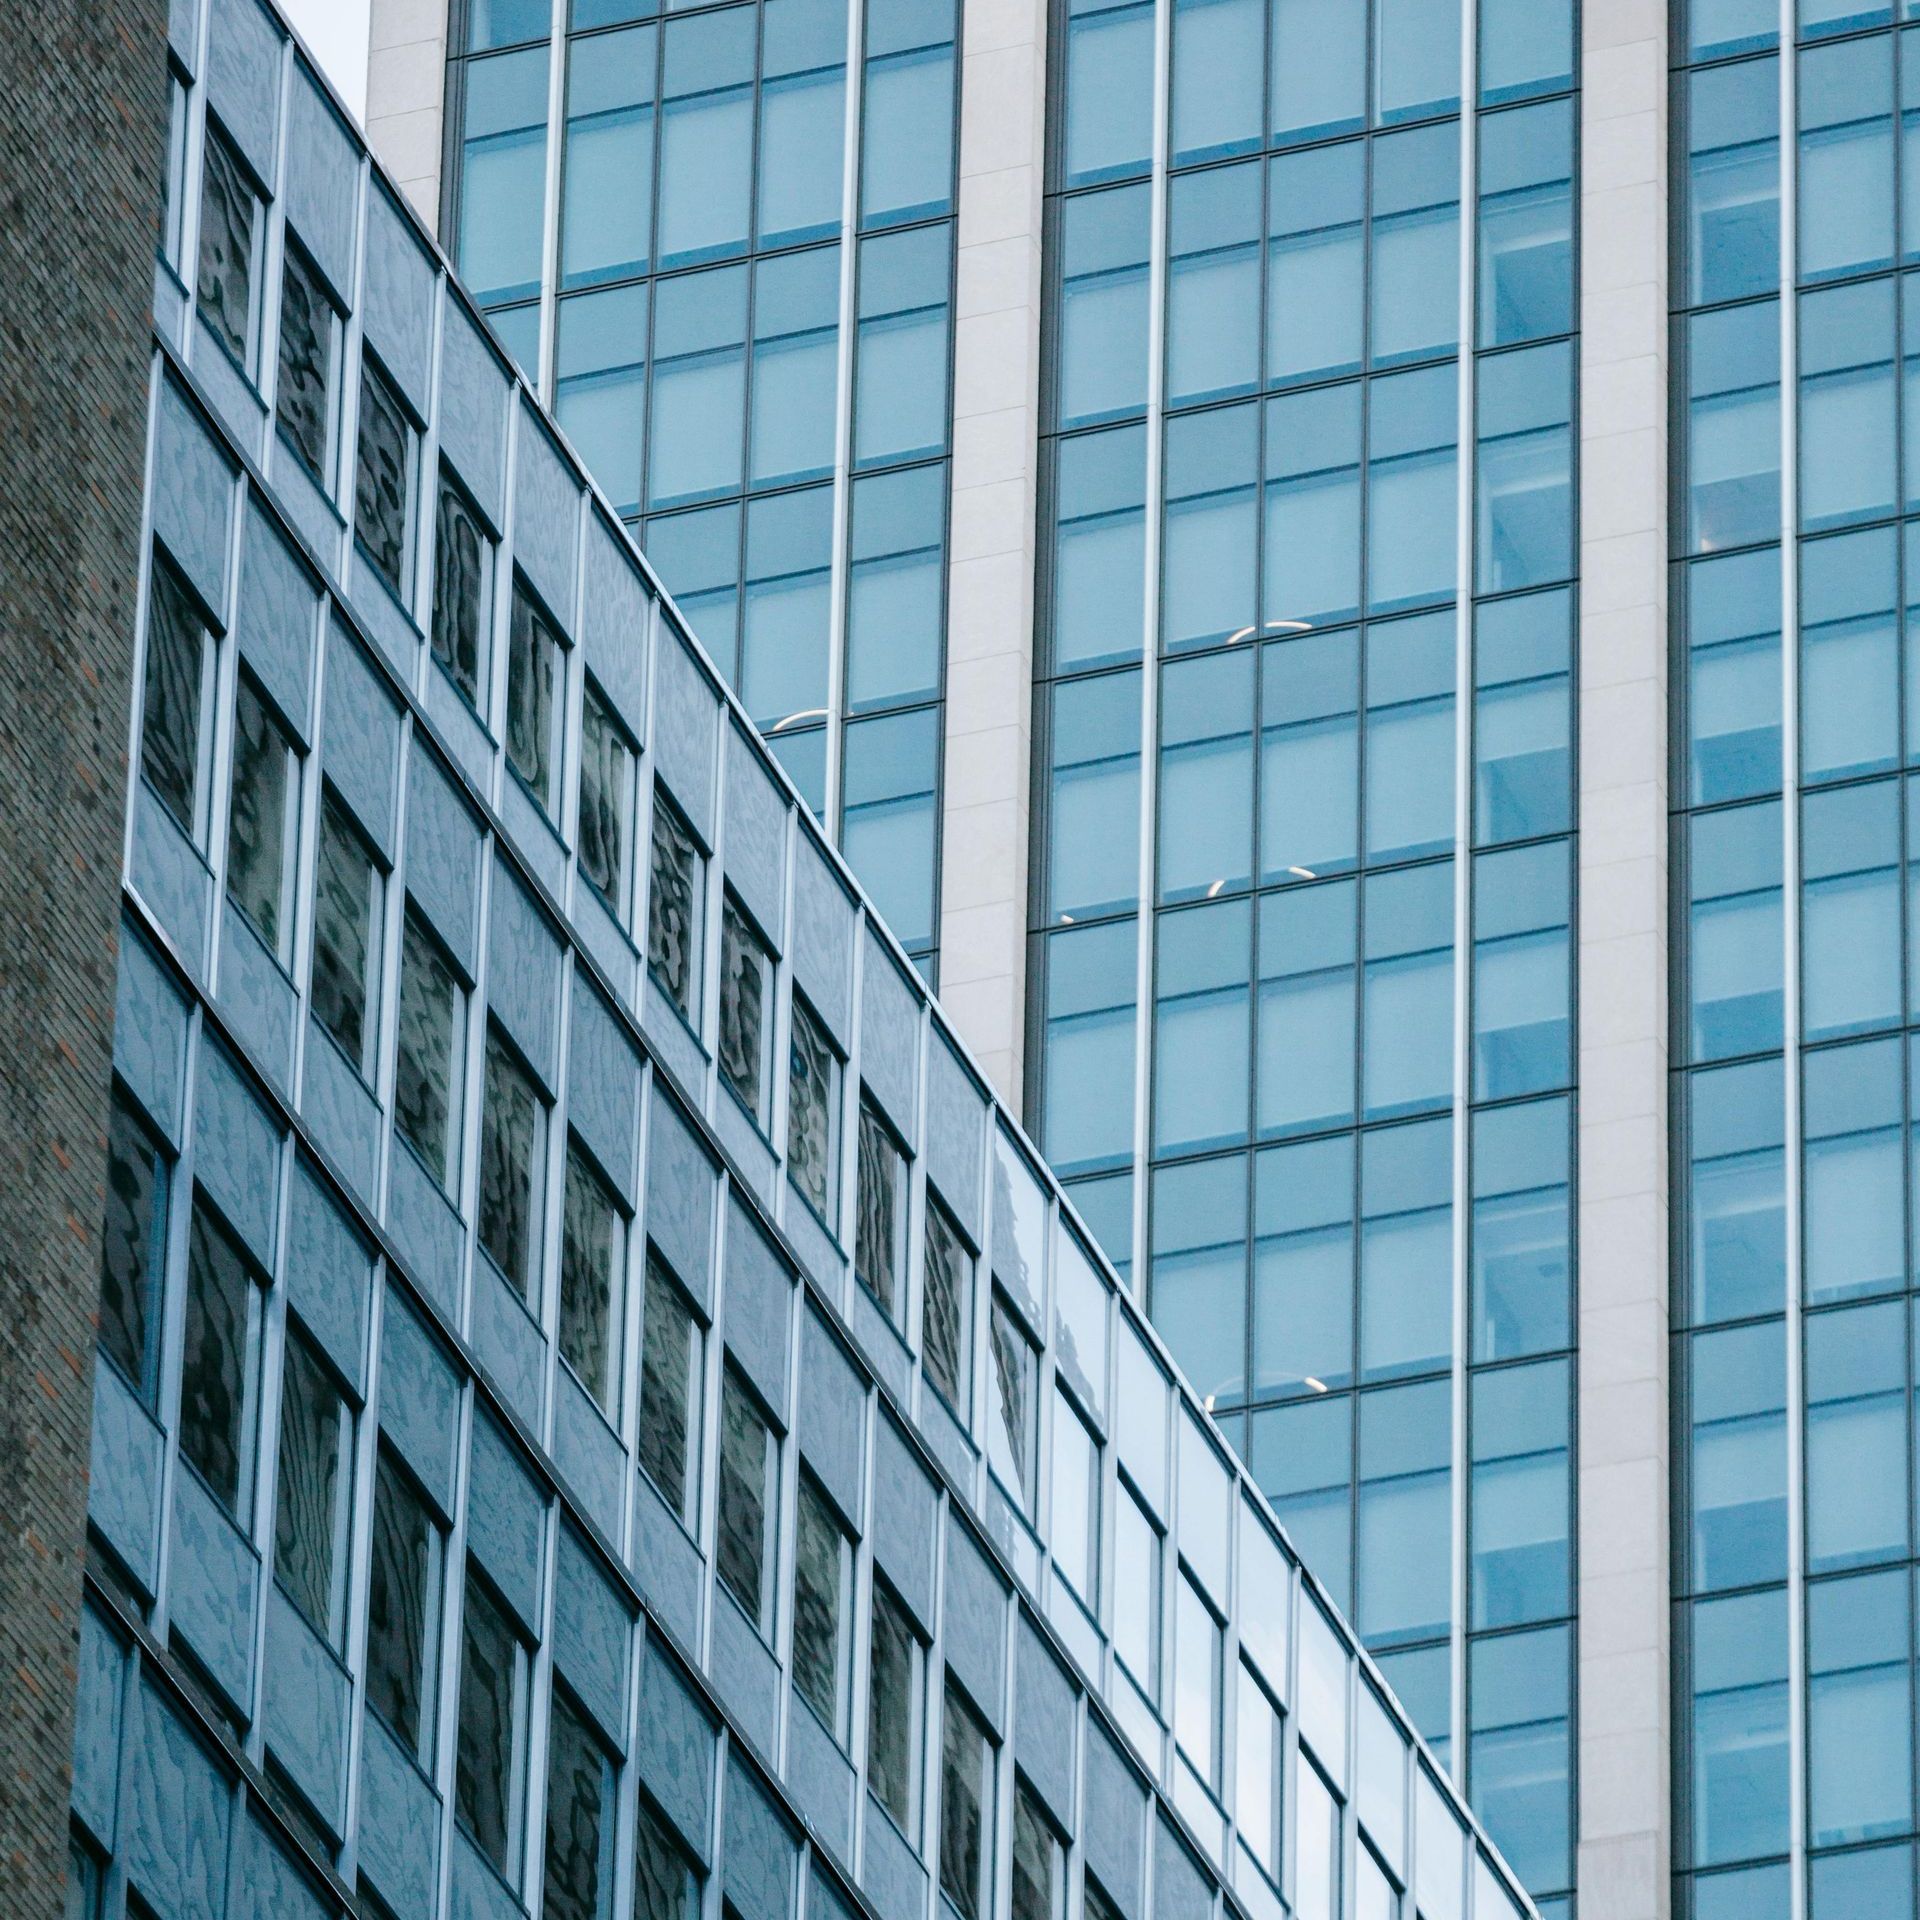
[561,25,654,287]
[1267,142,1365,384]
[639,1257,699,1521]
[716,1367,775,1634]
[1150,1155,1248,1409]
[460,47,549,304]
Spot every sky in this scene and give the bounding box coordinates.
[281,0,373,121]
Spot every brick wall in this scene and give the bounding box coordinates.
[0,3,167,1910]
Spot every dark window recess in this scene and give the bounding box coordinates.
[638,1256,696,1520]
[197,123,257,364]
[274,1326,347,1641]
[355,353,413,597]
[856,1099,905,1318]
[456,1569,524,1873]
[311,795,381,1077]
[577,679,631,906]
[1011,1787,1061,1920]
[100,1092,168,1400]
[786,995,836,1218]
[178,1204,256,1514]
[226,672,295,958]
[480,1030,543,1297]
[366,1450,439,1758]
[647,794,702,1016]
[939,1680,990,1920]
[559,1145,620,1411]
[989,1296,1036,1503]
[142,556,207,836]
[632,1794,698,1920]
[921,1190,970,1407]
[1082,1874,1124,1920]
[717,895,771,1122]
[791,1474,847,1735]
[542,1689,613,1920]
[433,470,489,708]
[867,1581,918,1832]
[394,912,462,1189]
[507,580,560,808]
[716,1367,774,1633]
[275,240,334,480]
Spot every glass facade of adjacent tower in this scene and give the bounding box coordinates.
[66,6,1537,1920]
[446,0,960,981]
[1028,5,1579,1909]
[1675,2,1920,1915]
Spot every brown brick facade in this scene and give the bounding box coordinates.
[0,4,167,1910]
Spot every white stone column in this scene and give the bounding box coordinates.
[936,0,1049,1115]
[1576,4,1671,1917]
[366,0,451,232]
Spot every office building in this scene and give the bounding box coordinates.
[48,3,1534,1920]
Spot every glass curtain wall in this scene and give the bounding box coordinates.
[1031,1,1579,1909]
[1675,3,1920,1915]
[447,0,959,981]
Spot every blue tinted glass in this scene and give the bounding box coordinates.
[855,225,952,467]
[1267,142,1365,384]
[1474,587,1571,843]
[1478,100,1573,347]
[1470,1360,1570,1626]
[1688,1057,1786,1326]
[1799,33,1895,283]
[1250,1394,1353,1613]
[1686,57,1779,308]
[657,8,753,264]
[1807,1570,1913,1847]
[841,708,938,950]
[1687,547,1782,807]
[561,25,655,288]
[1261,627,1359,880]
[768,723,826,819]
[1478,0,1572,103]
[1058,184,1152,427]
[1053,424,1147,671]
[1159,650,1254,903]
[1470,1096,1570,1362]
[1063,0,1154,183]
[1064,1168,1132,1280]
[1691,1588,1790,1867]
[643,500,740,666]
[1688,798,1783,1060]
[1688,0,1778,57]
[1044,919,1138,1175]
[860,0,956,227]
[1373,1642,1450,1764]
[1694,1865,1790,1920]
[846,464,945,711]
[556,283,648,513]
[1150,1153,1247,1403]
[1357,1378,1450,1643]
[1364,609,1455,862]
[1170,0,1262,164]
[485,300,542,380]
[1359,1116,1452,1378]
[1468,1625,1571,1893]
[1370,123,1460,366]
[1256,882,1357,1138]
[1272,0,1365,142]
[1802,782,1901,1041]
[471,0,551,49]
[1476,341,1573,594]
[1362,862,1454,1119]
[1689,1320,1786,1591]
[1375,0,1461,122]
[741,486,832,728]
[1253,1132,1355,1393]
[1048,668,1142,920]
[1688,298,1782,556]
[1265,383,1363,627]
[648,265,747,508]
[1802,1038,1904,1301]
[758,0,848,247]
[1153,900,1251,1152]
[1806,1301,1908,1570]
[1367,365,1458,614]
[750,245,840,487]
[1166,162,1261,404]
[1163,402,1259,648]
[460,47,550,304]
[1800,280,1897,532]
[1810,1846,1916,1920]
[1472,838,1571,1100]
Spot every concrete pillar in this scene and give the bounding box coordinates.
[366,0,450,233]
[936,0,1049,1115]
[1575,4,1672,1917]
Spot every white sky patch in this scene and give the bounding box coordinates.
[280,0,373,123]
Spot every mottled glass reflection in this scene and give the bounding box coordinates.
[786,994,837,1217]
[647,793,703,1017]
[226,674,294,957]
[855,1099,904,1316]
[196,125,256,364]
[577,679,631,907]
[480,1031,542,1297]
[639,1256,696,1520]
[559,1146,620,1410]
[716,1368,773,1631]
[312,797,380,1075]
[355,354,413,597]
[100,1095,165,1398]
[718,895,771,1122]
[179,1206,253,1513]
[275,241,333,479]
[792,1474,847,1735]
[921,1191,970,1407]
[141,557,206,835]
[274,1328,346,1640]
[394,913,462,1189]
[433,471,488,708]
